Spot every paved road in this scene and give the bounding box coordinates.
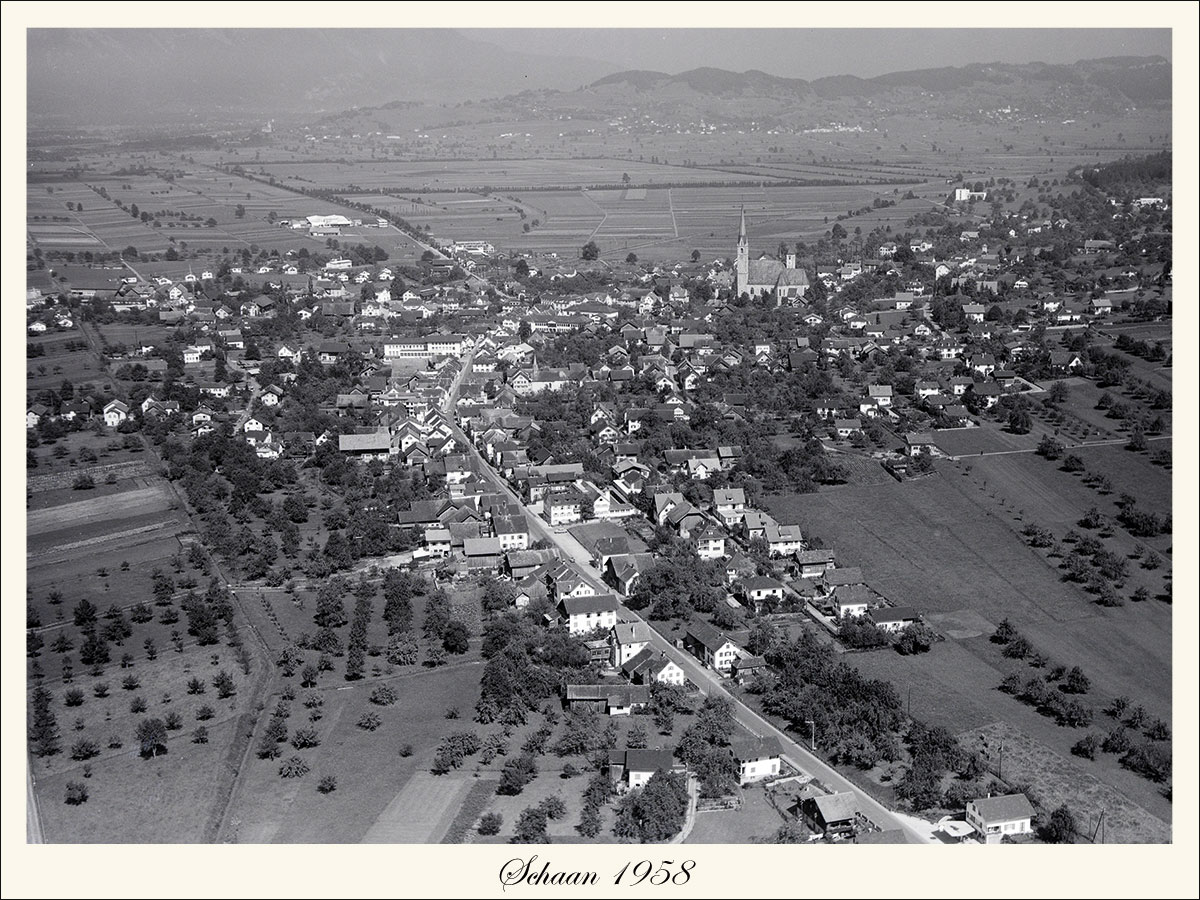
[27,763,44,844]
[445,396,932,843]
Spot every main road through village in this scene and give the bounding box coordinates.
[443,350,935,844]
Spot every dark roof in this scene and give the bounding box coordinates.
[970,793,1034,823]
[561,594,620,616]
[565,684,650,705]
[869,605,920,624]
[609,748,675,774]
[686,618,738,653]
[731,736,782,762]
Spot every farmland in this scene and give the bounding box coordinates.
[764,449,1172,832]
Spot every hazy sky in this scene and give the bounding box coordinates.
[465,29,1171,81]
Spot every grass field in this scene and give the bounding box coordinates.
[222,662,485,843]
[764,461,1172,822]
[962,722,1170,844]
[686,782,788,844]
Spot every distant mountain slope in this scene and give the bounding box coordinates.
[588,56,1171,104]
[27,29,619,126]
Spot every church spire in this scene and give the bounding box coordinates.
[738,206,747,243]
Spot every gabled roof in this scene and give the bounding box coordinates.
[970,793,1034,823]
[561,594,620,616]
[731,736,782,762]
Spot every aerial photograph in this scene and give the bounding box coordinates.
[18,20,1185,860]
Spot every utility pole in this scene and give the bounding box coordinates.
[805,719,816,751]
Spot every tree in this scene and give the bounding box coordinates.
[442,620,470,654]
[1064,666,1091,695]
[1042,804,1076,843]
[1007,407,1032,434]
[135,718,169,758]
[512,805,549,843]
[29,686,61,757]
[1071,733,1100,760]
[613,770,689,842]
[497,753,538,795]
[625,252,638,264]
[895,622,937,655]
[580,241,600,261]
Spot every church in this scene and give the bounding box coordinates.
[735,208,810,303]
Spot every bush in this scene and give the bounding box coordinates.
[191,727,210,744]
[196,705,215,721]
[317,775,338,794]
[1071,733,1100,760]
[497,753,538,795]
[70,739,100,761]
[991,619,1018,644]
[1120,742,1171,782]
[357,712,382,731]
[478,812,503,835]
[1101,727,1132,754]
[369,684,397,706]
[65,781,89,805]
[291,726,320,749]
[279,756,310,778]
[399,743,414,758]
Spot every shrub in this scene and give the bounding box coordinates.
[279,756,310,778]
[70,739,100,761]
[196,705,215,721]
[369,684,398,706]
[398,743,414,757]
[191,727,210,744]
[1101,727,1132,754]
[357,712,382,731]
[1071,733,1100,760]
[65,781,89,805]
[478,812,503,835]
[317,775,338,794]
[129,696,148,714]
[291,726,321,749]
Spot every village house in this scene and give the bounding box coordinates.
[683,619,741,674]
[620,647,687,687]
[731,737,783,785]
[607,748,684,791]
[558,594,620,636]
[966,793,1035,844]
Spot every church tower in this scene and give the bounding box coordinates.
[735,206,749,298]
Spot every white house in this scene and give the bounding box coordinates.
[609,622,651,669]
[560,594,620,636]
[966,794,1034,844]
[103,399,129,427]
[732,737,782,785]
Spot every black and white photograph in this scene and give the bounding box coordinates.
[6,7,1197,893]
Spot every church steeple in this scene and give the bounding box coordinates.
[735,206,749,299]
